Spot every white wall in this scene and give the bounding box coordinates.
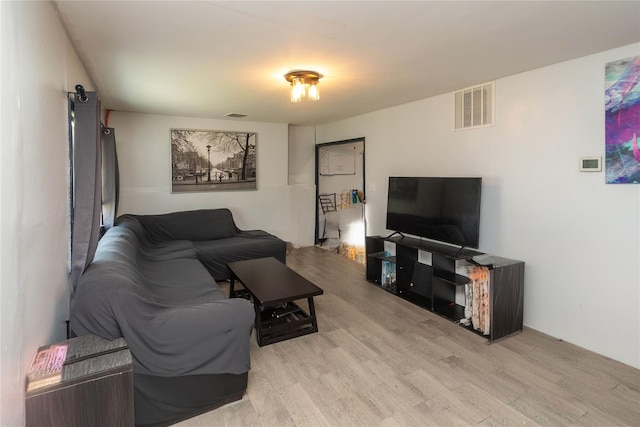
[288,125,315,186]
[316,44,640,368]
[0,2,95,425]
[287,125,316,246]
[111,112,298,241]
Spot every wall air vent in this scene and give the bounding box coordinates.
[224,112,248,118]
[454,82,494,130]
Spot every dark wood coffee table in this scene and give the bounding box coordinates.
[227,257,324,346]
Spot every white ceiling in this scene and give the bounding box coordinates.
[54,1,640,126]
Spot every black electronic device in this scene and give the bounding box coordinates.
[386,176,482,248]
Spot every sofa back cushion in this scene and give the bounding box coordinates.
[131,209,239,242]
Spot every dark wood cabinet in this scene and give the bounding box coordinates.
[365,235,524,342]
[365,236,385,286]
[483,255,525,341]
[396,245,417,294]
[25,335,134,427]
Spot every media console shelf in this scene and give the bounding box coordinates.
[365,235,524,342]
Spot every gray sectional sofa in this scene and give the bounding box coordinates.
[69,208,286,426]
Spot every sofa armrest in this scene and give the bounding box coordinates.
[119,297,255,377]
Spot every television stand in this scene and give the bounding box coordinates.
[365,235,524,342]
[385,231,405,239]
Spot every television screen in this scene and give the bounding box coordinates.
[386,177,482,248]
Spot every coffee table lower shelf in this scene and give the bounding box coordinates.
[258,302,317,346]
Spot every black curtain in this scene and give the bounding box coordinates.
[101,127,119,230]
[69,92,102,296]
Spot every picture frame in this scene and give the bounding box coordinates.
[170,129,256,193]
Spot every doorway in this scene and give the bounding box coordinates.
[315,138,366,264]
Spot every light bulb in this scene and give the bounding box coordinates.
[308,81,319,101]
[290,77,304,102]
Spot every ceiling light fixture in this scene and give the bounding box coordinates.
[284,70,322,102]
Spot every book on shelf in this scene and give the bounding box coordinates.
[26,343,68,392]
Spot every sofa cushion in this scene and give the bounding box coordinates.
[129,209,239,242]
[194,231,287,280]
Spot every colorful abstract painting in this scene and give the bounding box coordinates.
[605,55,640,184]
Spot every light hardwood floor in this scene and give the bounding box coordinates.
[177,246,639,427]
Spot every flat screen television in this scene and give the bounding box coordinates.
[386,177,482,248]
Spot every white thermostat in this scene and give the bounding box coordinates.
[579,156,602,172]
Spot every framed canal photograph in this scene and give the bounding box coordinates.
[171,129,257,193]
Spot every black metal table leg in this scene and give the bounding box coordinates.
[308,297,318,332]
